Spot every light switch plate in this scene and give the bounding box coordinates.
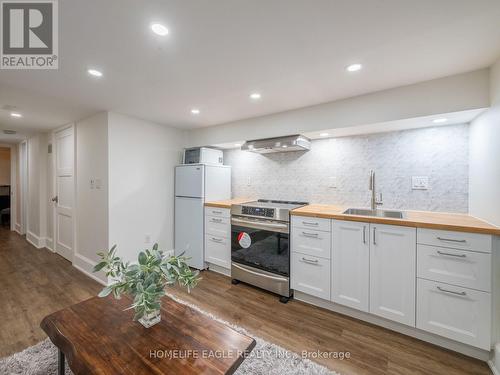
[412,176,429,190]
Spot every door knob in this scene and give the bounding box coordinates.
[51,196,58,203]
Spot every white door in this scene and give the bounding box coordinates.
[175,165,204,198]
[370,224,416,326]
[54,126,75,261]
[332,220,370,312]
[174,196,204,269]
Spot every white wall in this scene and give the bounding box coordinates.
[26,133,48,246]
[188,69,489,147]
[74,112,109,283]
[469,59,500,227]
[108,112,186,264]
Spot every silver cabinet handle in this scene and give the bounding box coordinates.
[210,237,223,243]
[436,237,466,243]
[436,250,467,258]
[212,210,223,214]
[437,286,467,296]
[302,221,319,226]
[373,227,377,245]
[302,231,319,238]
[301,257,319,264]
[363,226,366,244]
[211,218,222,223]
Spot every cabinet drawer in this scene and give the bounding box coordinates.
[416,278,491,350]
[205,207,230,218]
[291,216,331,232]
[204,235,230,268]
[417,228,492,253]
[291,228,331,259]
[417,245,491,292]
[205,216,230,238]
[291,252,330,300]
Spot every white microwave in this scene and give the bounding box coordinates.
[183,147,223,165]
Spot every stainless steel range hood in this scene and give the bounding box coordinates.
[241,134,311,153]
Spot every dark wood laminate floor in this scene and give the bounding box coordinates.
[0,226,492,374]
[170,272,492,375]
[0,226,101,357]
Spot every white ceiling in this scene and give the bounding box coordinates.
[1,0,500,137]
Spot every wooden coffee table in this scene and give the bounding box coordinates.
[41,295,256,374]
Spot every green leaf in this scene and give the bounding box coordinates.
[138,252,147,265]
[152,243,159,251]
[93,261,107,272]
[98,286,113,298]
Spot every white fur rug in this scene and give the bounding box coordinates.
[0,294,341,375]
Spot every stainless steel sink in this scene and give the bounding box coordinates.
[343,208,405,219]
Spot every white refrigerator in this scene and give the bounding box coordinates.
[174,164,231,269]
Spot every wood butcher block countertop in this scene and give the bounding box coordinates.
[291,204,500,235]
[205,198,253,208]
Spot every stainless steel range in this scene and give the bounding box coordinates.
[230,199,308,303]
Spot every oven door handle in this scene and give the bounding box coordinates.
[232,263,289,282]
[231,217,288,232]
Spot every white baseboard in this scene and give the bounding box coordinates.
[206,263,231,277]
[72,253,107,286]
[294,291,490,361]
[45,238,54,252]
[488,343,500,375]
[26,231,45,249]
[489,361,499,375]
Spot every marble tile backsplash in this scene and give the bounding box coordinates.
[224,124,469,213]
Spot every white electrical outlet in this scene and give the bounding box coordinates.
[90,179,95,189]
[412,176,429,190]
[95,178,102,189]
[144,234,151,244]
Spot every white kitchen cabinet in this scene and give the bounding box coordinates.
[291,216,331,232]
[205,215,231,239]
[416,278,491,350]
[417,228,492,253]
[291,252,331,300]
[331,220,370,312]
[204,235,230,268]
[417,244,491,292]
[291,227,331,259]
[204,207,231,271]
[369,224,416,326]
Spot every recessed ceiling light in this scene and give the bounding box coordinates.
[234,143,242,147]
[346,63,362,72]
[151,23,169,36]
[87,69,103,77]
[10,112,22,118]
[249,92,261,100]
[433,118,448,124]
[320,133,329,137]
[191,108,200,115]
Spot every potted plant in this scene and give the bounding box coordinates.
[93,244,200,328]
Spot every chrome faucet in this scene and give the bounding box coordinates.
[369,170,383,210]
